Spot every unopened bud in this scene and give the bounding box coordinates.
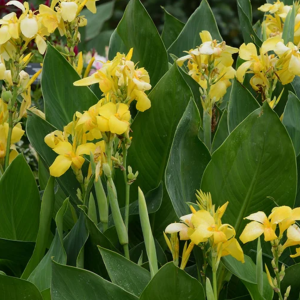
[2,90,12,102]
[127,165,138,183]
[4,70,12,86]
[284,286,291,300]
[102,163,112,178]
[19,70,30,89]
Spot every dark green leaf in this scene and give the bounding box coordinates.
[212,109,229,153]
[228,79,260,132]
[0,274,42,300]
[281,263,300,299]
[108,0,168,87]
[86,30,113,56]
[42,44,98,129]
[99,247,150,296]
[283,92,300,156]
[51,261,138,300]
[161,8,184,49]
[168,0,222,59]
[0,155,40,241]
[282,4,295,44]
[201,103,297,236]
[166,99,210,217]
[139,262,205,300]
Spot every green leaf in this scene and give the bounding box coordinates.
[86,30,113,56]
[161,8,184,49]
[139,262,205,300]
[168,0,222,59]
[283,92,300,156]
[22,177,55,279]
[26,112,81,205]
[206,278,215,300]
[0,274,43,300]
[282,4,295,44]
[64,212,89,266]
[83,1,114,41]
[228,79,260,132]
[27,199,69,292]
[51,260,138,300]
[108,0,168,87]
[223,255,273,300]
[42,43,98,129]
[212,109,229,153]
[165,99,210,217]
[201,103,297,236]
[0,154,40,241]
[296,155,300,207]
[237,0,262,47]
[99,247,151,296]
[281,263,300,299]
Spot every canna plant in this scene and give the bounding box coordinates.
[1,0,300,300]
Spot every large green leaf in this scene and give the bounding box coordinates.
[168,0,222,59]
[283,92,300,156]
[228,79,260,132]
[201,103,297,236]
[83,1,114,41]
[42,44,98,129]
[27,112,81,204]
[86,30,113,57]
[108,0,168,87]
[0,274,42,300]
[282,4,295,44]
[27,199,69,292]
[165,99,210,217]
[51,261,138,300]
[237,0,262,47]
[99,247,150,296]
[0,154,40,241]
[139,262,205,300]
[212,109,229,153]
[22,177,55,279]
[281,263,300,299]
[161,8,184,49]
[223,256,273,300]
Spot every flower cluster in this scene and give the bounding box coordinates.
[165,190,244,271]
[45,49,151,180]
[177,31,238,110]
[74,48,152,112]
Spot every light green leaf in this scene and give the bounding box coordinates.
[42,43,98,129]
[0,274,42,300]
[0,154,40,241]
[165,99,210,217]
[99,247,151,296]
[206,278,215,300]
[282,4,295,44]
[161,8,184,49]
[51,260,138,300]
[283,92,300,156]
[201,103,297,236]
[212,109,229,153]
[108,0,168,87]
[228,79,260,132]
[168,0,222,59]
[139,262,205,300]
[22,177,55,279]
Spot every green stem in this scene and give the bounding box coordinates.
[122,143,130,230]
[212,254,218,300]
[273,245,284,300]
[203,108,212,151]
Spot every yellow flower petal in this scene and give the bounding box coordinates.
[61,2,78,22]
[221,238,245,263]
[0,26,11,45]
[49,154,72,177]
[290,248,300,258]
[190,224,212,244]
[97,116,110,132]
[20,16,38,38]
[134,90,151,112]
[109,115,129,134]
[269,206,292,224]
[245,211,267,224]
[10,123,24,144]
[289,54,300,76]
[99,102,116,118]
[263,227,277,241]
[6,1,25,12]
[239,221,264,243]
[71,155,85,169]
[236,61,253,83]
[239,43,257,61]
[35,35,47,55]
[287,225,300,242]
[74,73,100,86]
[200,30,212,43]
[76,143,96,156]
[177,54,192,67]
[52,141,73,155]
[260,36,283,55]
[192,210,214,228]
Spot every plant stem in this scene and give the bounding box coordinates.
[122,143,130,231]
[273,243,284,300]
[212,254,218,300]
[203,108,212,151]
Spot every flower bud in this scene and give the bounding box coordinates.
[102,163,112,178]
[2,90,12,102]
[61,2,78,22]
[4,70,13,86]
[19,71,30,89]
[20,16,38,38]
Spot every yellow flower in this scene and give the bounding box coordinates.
[49,141,96,177]
[39,4,65,35]
[239,211,277,243]
[44,130,67,149]
[290,247,300,258]
[282,224,300,250]
[60,1,78,22]
[217,237,244,263]
[0,12,19,44]
[165,213,193,240]
[97,102,131,135]
[258,1,291,18]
